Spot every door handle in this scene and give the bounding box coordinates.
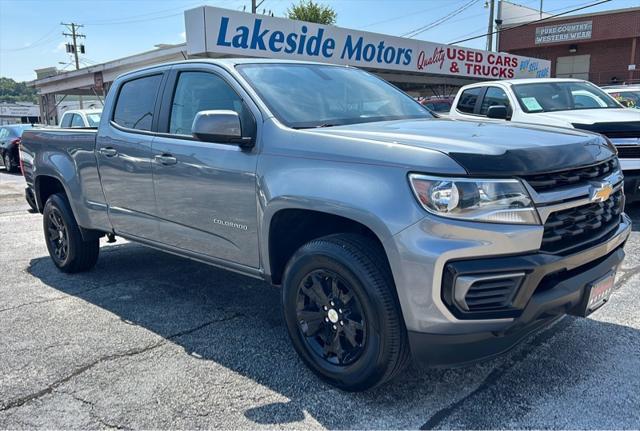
[154,154,177,165]
[99,147,117,157]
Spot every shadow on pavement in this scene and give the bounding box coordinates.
[26,242,640,429]
[625,202,640,231]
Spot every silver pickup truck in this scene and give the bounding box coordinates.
[21,59,631,391]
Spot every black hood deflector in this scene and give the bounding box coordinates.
[449,141,616,176]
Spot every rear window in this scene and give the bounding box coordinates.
[113,74,162,131]
[456,88,481,114]
[71,114,84,127]
[60,113,73,128]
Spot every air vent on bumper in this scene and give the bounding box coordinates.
[454,272,525,312]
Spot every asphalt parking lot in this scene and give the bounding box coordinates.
[1,168,639,429]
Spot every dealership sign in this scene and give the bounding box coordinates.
[185,6,550,80]
[535,21,592,45]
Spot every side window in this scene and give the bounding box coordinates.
[71,114,85,127]
[0,129,6,139]
[457,88,481,114]
[169,71,255,136]
[480,87,510,115]
[113,74,163,131]
[60,113,72,128]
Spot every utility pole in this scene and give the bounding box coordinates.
[251,0,265,13]
[61,22,86,108]
[485,0,495,51]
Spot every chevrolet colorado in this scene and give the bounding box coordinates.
[21,59,631,391]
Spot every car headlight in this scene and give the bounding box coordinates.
[409,174,540,225]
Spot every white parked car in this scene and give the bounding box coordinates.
[59,109,102,128]
[449,78,640,201]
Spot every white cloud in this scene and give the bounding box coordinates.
[179,31,186,41]
[53,42,66,53]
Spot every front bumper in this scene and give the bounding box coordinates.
[622,169,640,203]
[392,213,631,366]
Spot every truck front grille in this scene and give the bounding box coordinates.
[541,190,624,254]
[616,146,640,159]
[522,158,618,192]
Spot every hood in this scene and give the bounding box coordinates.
[306,118,616,176]
[528,108,640,126]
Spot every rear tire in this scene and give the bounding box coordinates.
[282,233,410,391]
[3,152,15,173]
[43,193,99,273]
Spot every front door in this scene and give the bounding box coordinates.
[151,66,260,267]
[97,72,164,240]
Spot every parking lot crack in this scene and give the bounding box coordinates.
[0,313,244,414]
[0,342,164,413]
[419,317,573,430]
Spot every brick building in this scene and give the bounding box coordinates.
[498,6,639,85]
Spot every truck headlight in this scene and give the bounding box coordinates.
[409,174,540,225]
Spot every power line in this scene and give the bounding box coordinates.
[449,0,611,45]
[402,0,480,38]
[445,0,604,43]
[360,0,468,29]
[0,26,60,52]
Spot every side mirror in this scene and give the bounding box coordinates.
[486,105,509,120]
[191,110,252,146]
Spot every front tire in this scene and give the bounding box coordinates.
[43,193,99,273]
[282,234,410,391]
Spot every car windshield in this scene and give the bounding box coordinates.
[608,90,640,109]
[86,113,101,127]
[237,63,432,128]
[512,81,620,113]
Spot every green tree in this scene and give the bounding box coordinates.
[0,77,38,104]
[286,0,337,25]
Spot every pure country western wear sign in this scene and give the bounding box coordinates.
[185,6,551,80]
[535,21,593,45]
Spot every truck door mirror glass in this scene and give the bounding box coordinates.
[191,110,252,147]
[486,105,509,119]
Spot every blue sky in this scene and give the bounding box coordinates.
[0,0,637,81]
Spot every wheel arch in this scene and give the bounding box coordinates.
[262,201,401,288]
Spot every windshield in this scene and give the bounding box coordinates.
[86,113,101,127]
[237,64,432,128]
[512,81,620,113]
[608,90,640,109]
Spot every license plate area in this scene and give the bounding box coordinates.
[580,270,617,316]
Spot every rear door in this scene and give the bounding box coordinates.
[150,64,261,267]
[97,70,166,240]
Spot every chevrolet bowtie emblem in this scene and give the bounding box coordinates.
[590,182,613,203]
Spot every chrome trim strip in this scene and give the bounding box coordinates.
[524,169,624,206]
[536,181,623,224]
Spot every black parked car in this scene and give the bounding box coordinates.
[0,124,34,173]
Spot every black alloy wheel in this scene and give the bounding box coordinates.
[46,207,69,263]
[42,193,100,273]
[282,233,410,391]
[296,269,366,366]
